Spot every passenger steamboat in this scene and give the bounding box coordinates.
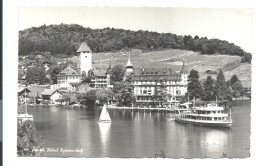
[172,102,232,128]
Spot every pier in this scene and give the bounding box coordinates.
[107,105,175,112]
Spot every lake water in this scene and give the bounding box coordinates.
[27,100,251,158]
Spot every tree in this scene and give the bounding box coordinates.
[241,53,252,63]
[226,81,234,101]
[49,66,61,84]
[112,81,135,106]
[17,120,44,156]
[78,90,97,108]
[215,69,229,100]
[232,80,245,97]
[28,54,35,60]
[96,89,114,105]
[230,74,239,86]
[19,24,249,58]
[187,69,203,100]
[110,65,126,84]
[25,66,49,85]
[18,70,25,80]
[202,76,215,101]
[125,74,133,83]
[42,52,52,59]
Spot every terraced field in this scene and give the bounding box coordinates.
[89,49,251,87]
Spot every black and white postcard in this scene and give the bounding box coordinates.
[3,0,260,166]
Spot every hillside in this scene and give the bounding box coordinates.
[90,49,251,88]
[18,24,251,87]
[19,24,251,63]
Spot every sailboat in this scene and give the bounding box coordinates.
[99,104,111,123]
[18,87,33,121]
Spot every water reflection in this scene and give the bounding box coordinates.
[201,128,230,158]
[27,100,250,158]
[98,123,111,157]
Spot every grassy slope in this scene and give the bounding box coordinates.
[90,49,251,87]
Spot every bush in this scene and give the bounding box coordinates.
[78,90,97,108]
[17,120,44,156]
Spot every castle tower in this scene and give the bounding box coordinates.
[76,42,92,75]
[126,53,134,74]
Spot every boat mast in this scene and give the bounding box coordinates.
[25,86,27,114]
[229,108,232,120]
[187,92,190,111]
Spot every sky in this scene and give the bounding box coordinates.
[19,7,252,52]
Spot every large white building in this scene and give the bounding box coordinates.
[55,65,82,92]
[126,55,188,107]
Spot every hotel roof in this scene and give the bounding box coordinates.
[133,68,182,81]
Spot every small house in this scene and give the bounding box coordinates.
[27,86,46,102]
[41,89,63,103]
[18,87,31,103]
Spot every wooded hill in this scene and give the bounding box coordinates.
[19,24,251,63]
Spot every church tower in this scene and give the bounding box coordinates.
[180,60,188,95]
[76,42,92,75]
[126,53,134,74]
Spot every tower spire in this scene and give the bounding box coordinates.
[181,60,187,73]
[126,53,133,74]
[106,56,112,75]
[109,56,112,69]
[126,53,133,67]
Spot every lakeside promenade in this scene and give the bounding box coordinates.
[107,105,174,112]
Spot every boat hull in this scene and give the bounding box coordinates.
[174,117,232,128]
[17,114,34,121]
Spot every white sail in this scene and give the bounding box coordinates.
[99,104,111,123]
